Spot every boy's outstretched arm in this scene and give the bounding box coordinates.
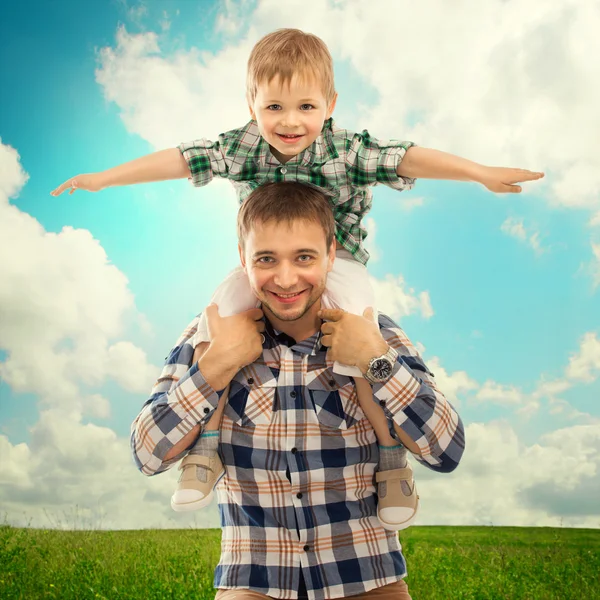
[50,148,190,196]
[397,146,544,193]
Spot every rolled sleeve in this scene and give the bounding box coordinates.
[347,130,417,191]
[130,316,225,476]
[177,137,229,188]
[372,314,466,473]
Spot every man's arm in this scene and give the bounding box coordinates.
[320,308,465,473]
[397,146,544,193]
[131,305,264,476]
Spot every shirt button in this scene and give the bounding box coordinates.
[247,378,254,385]
[303,544,310,552]
[203,407,210,414]
[280,167,287,174]
[290,391,297,398]
[379,400,386,407]
[296,492,303,499]
[328,379,335,387]
[291,447,298,454]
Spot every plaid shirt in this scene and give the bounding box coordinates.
[178,119,416,265]
[131,313,465,600]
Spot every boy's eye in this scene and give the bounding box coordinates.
[267,104,281,111]
[300,104,314,110]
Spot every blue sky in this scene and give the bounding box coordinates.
[1,0,599,530]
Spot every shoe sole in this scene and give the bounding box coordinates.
[378,497,420,531]
[170,471,225,512]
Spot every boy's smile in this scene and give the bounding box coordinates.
[249,74,337,164]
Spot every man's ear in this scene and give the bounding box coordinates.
[238,242,246,268]
[326,240,336,273]
[326,92,338,119]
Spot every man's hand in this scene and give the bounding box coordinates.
[51,173,105,197]
[204,303,265,372]
[476,166,544,193]
[319,308,389,375]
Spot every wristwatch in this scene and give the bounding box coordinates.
[364,345,398,385]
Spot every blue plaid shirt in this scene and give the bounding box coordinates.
[131,313,465,599]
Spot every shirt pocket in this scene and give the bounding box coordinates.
[224,364,277,427]
[306,373,365,430]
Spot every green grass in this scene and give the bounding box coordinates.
[1,524,598,599]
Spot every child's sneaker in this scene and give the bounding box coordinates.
[170,450,225,512]
[375,458,419,530]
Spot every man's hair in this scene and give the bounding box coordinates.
[238,182,336,250]
[246,28,336,104]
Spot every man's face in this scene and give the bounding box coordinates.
[249,74,337,164]
[240,218,335,324]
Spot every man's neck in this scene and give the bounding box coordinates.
[264,301,322,343]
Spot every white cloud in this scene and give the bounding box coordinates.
[565,331,600,383]
[414,421,600,528]
[0,141,188,530]
[400,196,424,211]
[371,274,433,321]
[501,216,548,256]
[425,357,478,407]
[363,218,379,262]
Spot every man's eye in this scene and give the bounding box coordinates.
[300,104,314,110]
[258,257,274,263]
[298,255,313,262]
[267,104,281,111]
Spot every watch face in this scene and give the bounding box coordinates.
[371,358,393,381]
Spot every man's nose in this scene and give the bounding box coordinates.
[273,263,298,288]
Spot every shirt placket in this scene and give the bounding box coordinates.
[278,345,317,580]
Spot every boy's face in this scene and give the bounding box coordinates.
[249,74,337,164]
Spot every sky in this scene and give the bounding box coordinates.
[0,0,599,531]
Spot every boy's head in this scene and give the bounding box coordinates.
[246,29,338,164]
[238,182,336,324]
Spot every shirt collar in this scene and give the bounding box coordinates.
[262,317,324,356]
[249,118,339,168]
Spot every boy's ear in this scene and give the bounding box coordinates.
[248,101,256,121]
[326,92,338,119]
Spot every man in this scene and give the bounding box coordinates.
[131,181,465,599]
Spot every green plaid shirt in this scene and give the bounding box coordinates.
[178,118,416,265]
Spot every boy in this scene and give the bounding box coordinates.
[51,28,544,531]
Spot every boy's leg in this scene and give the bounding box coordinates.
[354,378,418,530]
[171,342,228,512]
[323,250,419,530]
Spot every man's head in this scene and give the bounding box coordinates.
[246,29,338,164]
[238,182,336,329]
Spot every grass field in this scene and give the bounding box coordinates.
[1,524,599,599]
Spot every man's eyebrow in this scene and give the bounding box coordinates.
[252,249,320,258]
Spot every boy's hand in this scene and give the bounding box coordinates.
[50,173,104,197]
[477,166,544,193]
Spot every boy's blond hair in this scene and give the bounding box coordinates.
[246,29,336,104]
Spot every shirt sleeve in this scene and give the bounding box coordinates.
[345,129,417,192]
[372,313,466,473]
[130,315,225,476]
[177,134,229,188]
